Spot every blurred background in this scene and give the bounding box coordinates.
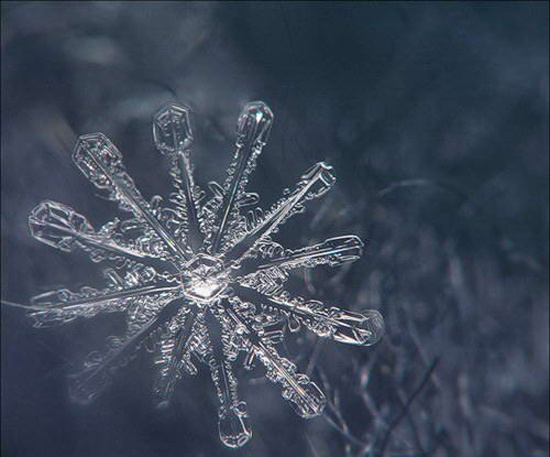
[1,2,548,456]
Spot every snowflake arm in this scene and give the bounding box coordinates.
[69,299,189,404]
[153,104,204,253]
[253,235,364,271]
[29,200,175,283]
[153,310,198,407]
[222,162,336,265]
[28,280,184,328]
[205,307,253,448]
[205,101,273,255]
[30,200,151,261]
[222,299,327,418]
[73,133,193,265]
[232,235,364,283]
[232,285,385,347]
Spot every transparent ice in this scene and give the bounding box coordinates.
[27,101,385,448]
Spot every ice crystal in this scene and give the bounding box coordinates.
[26,101,385,448]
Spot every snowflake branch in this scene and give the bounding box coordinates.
[205,308,252,448]
[233,284,384,347]
[207,102,274,255]
[73,132,192,264]
[153,311,198,406]
[153,104,204,253]
[233,235,364,278]
[28,282,184,327]
[222,300,327,418]
[69,299,188,404]
[223,162,336,264]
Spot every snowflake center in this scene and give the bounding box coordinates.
[181,254,228,303]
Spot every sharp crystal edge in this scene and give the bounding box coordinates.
[23,100,385,448]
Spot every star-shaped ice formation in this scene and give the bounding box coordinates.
[26,101,384,448]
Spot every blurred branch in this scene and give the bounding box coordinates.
[377,358,440,457]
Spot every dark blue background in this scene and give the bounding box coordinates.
[2,2,548,456]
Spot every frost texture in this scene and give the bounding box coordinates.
[27,101,384,448]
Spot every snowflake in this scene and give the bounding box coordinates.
[27,101,385,448]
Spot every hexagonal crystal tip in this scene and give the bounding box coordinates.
[218,402,252,448]
[355,309,385,346]
[153,103,193,154]
[237,101,274,146]
[287,380,327,419]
